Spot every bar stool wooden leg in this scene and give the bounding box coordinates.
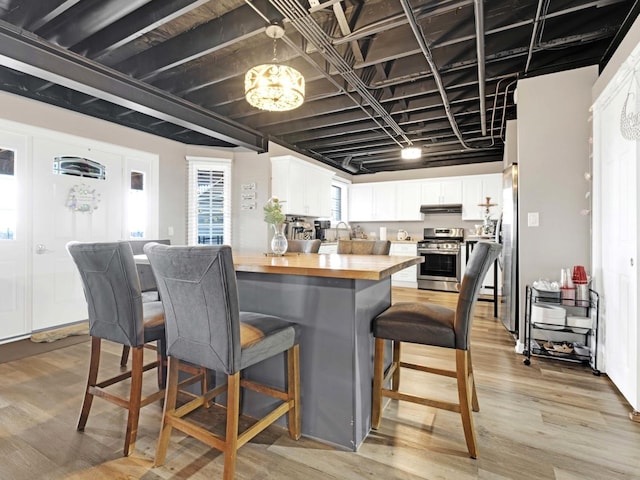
[468,349,479,412]
[78,337,101,431]
[456,349,478,459]
[224,372,241,480]
[287,345,301,439]
[372,337,385,429]
[124,346,144,456]
[155,357,180,467]
[392,341,401,392]
[120,345,130,368]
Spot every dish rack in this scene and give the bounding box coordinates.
[523,285,600,375]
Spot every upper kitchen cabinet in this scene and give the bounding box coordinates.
[396,181,422,221]
[349,181,421,221]
[461,174,502,220]
[271,156,334,217]
[420,178,462,205]
[349,183,374,221]
[349,183,396,221]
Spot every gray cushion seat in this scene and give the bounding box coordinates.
[374,303,456,348]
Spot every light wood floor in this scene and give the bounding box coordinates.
[2,288,639,479]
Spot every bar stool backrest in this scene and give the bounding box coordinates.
[144,244,242,374]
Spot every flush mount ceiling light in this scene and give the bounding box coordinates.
[245,22,305,112]
[401,146,422,160]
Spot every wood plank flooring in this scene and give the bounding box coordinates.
[1,288,639,479]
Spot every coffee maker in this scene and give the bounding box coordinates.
[288,218,305,240]
[314,220,331,241]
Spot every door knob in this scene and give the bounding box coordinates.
[35,244,49,254]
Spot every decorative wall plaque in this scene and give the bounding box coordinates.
[67,183,100,213]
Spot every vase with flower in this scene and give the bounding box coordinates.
[263,196,288,255]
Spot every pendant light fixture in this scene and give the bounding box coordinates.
[245,22,305,112]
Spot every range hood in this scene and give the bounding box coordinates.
[420,204,463,214]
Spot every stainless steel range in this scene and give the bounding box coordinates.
[417,227,464,292]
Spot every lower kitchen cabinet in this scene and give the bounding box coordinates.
[390,242,418,288]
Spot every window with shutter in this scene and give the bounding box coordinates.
[187,157,232,246]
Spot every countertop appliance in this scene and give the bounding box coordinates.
[497,164,519,334]
[417,227,464,292]
[287,218,306,240]
[314,220,331,241]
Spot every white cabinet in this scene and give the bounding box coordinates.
[390,242,418,288]
[396,181,422,221]
[349,182,397,221]
[271,155,334,217]
[349,181,421,221]
[461,174,502,220]
[348,184,374,221]
[421,178,462,205]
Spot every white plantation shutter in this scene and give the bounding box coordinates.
[187,157,232,246]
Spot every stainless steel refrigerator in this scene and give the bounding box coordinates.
[498,164,518,333]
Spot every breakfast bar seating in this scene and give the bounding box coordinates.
[371,241,501,458]
[134,249,422,450]
[144,244,301,480]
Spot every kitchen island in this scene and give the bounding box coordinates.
[231,252,422,450]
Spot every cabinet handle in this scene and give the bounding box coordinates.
[631,258,635,267]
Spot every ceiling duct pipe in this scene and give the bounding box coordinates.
[473,0,487,136]
[399,0,474,149]
[525,0,545,74]
[266,0,412,148]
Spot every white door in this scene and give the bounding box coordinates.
[595,84,639,410]
[0,131,28,341]
[31,137,124,331]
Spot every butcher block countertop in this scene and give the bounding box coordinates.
[232,251,423,281]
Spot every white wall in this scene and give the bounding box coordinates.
[233,151,272,252]
[517,65,597,336]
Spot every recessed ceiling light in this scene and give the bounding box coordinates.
[401,147,421,160]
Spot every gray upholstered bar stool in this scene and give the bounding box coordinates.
[144,243,301,480]
[67,241,168,457]
[287,239,321,253]
[121,239,171,368]
[371,241,501,458]
[337,239,391,254]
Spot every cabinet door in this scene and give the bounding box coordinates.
[349,184,374,221]
[305,169,333,217]
[461,176,484,220]
[287,160,306,215]
[441,178,462,203]
[396,182,422,220]
[421,179,441,204]
[372,182,396,220]
[483,174,503,219]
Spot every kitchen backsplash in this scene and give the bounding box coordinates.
[347,215,487,241]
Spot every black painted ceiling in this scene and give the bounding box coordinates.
[0,0,636,174]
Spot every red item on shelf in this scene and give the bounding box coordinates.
[572,265,588,284]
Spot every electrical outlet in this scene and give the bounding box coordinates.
[168,226,174,236]
[527,212,539,227]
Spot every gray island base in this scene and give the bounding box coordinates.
[235,271,391,451]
